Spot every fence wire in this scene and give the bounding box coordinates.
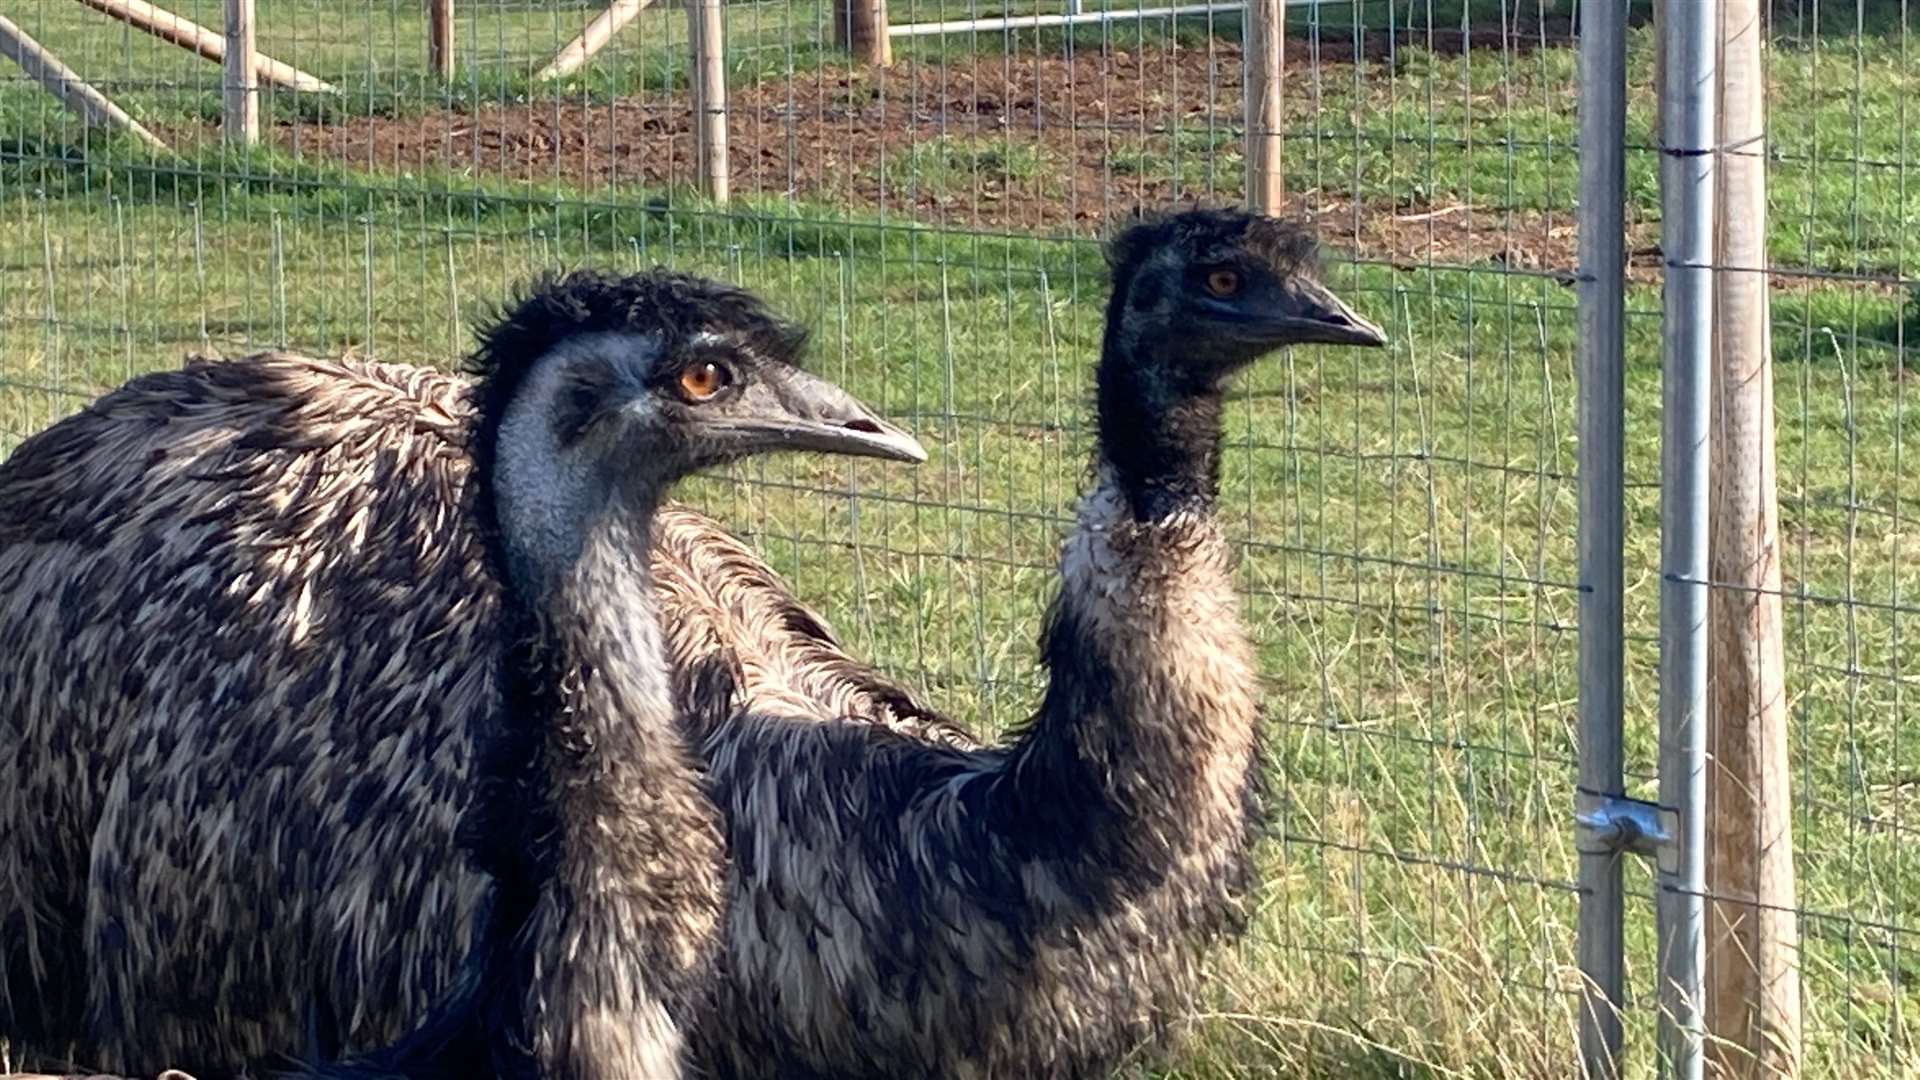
[0,0,1912,1076]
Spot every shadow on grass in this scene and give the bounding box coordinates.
[1783,283,1920,375]
[0,130,1107,279]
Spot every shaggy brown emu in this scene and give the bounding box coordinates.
[681,208,1387,1079]
[0,269,925,1079]
[326,208,1388,1080]
[0,209,1384,1079]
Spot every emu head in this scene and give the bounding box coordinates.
[1101,207,1388,391]
[467,268,924,594]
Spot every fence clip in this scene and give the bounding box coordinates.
[1574,790,1673,865]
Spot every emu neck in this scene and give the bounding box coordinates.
[539,504,673,773]
[992,323,1260,904]
[503,504,726,1080]
[1096,321,1228,522]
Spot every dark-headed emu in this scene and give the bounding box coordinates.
[0,209,1386,1080]
[0,269,925,1079]
[682,208,1387,1079]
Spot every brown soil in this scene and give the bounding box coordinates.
[260,31,1622,277]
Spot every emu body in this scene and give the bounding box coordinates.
[0,355,493,1072]
[0,270,925,1079]
[688,209,1386,1079]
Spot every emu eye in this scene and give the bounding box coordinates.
[1205,268,1242,298]
[678,361,732,403]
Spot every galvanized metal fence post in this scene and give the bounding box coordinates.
[1657,1,1717,1075]
[1573,0,1629,1071]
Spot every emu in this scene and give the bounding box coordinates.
[0,269,925,1079]
[680,208,1386,1079]
[0,209,1385,1079]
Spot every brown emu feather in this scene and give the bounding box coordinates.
[0,350,944,1075]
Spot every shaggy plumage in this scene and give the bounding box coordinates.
[0,269,924,1079]
[0,354,491,1073]
[0,209,1385,1080]
[685,207,1387,1079]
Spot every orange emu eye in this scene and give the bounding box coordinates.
[1205,268,1242,297]
[678,361,731,402]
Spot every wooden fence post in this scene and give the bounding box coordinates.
[223,0,257,145]
[429,0,454,81]
[690,0,728,202]
[1706,0,1801,1076]
[835,0,890,67]
[1244,0,1284,213]
[0,12,170,152]
[71,0,337,93]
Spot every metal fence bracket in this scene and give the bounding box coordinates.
[1575,791,1673,863]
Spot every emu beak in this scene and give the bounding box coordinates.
[1272,278,1388,348]
[718,366,929,464]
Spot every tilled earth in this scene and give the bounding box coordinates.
[221,23,1650,278]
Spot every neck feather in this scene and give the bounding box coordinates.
[477,499,725,1080]
[990,469,1260,907]
[524,511,723,1079]
[981,253,1258,897]
[1095,324,1229,522]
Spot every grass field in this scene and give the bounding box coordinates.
[3,1,1918,1076]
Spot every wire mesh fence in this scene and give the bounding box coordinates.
[0,0,1913,1076]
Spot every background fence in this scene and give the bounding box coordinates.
[0,0,1915,1076]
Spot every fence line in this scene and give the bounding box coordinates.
[0,1,1914,1076]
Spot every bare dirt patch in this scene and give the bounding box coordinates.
[268,34,1605,276]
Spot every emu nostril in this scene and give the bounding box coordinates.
[1320,312,1353,327]
[841,418,884,434]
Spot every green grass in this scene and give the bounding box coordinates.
[3,2,1920,1078]
[1109,126,1239,192]
[1,0,841,122]
[879,133,1063,199]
